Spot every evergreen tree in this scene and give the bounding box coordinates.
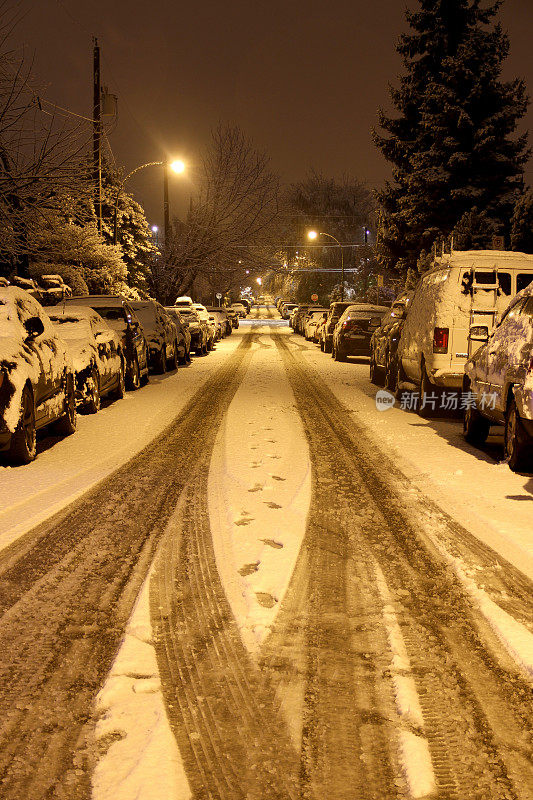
[510,189,533,252]
[374,0,529,272]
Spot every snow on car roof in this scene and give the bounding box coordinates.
[433,249,533,271]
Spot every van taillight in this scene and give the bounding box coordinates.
[433,327,449,354]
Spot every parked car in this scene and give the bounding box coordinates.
[225,307,239,329]
[463,287,533,471]
[164,307,192,363]
[304,308,329,341]
[206,307,232,336]
[37,274,72,305]
[396,249,533,415]
[131,300,178,373]
[193,304,216,348]
[61,296,149,390]
[238,297,252,314]
[48,307,125,412]
[291,305,311,333]
[320,302,354,352]
[229,302,248,319]
[0,287,77,463]
[178,307,209,355]
[280,302,298,320]
[174,295,194,310]
[332,304,389,361]
[370,293,413,389]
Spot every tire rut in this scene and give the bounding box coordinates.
[0,336,254,800]
[267,333,533,800]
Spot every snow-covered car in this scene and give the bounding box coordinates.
[370,292,413,389]
[193,304,216,348]
[164,307,192,363]
[225,307,239,329]
[177,307,209,355]
[463,287,533,471]
[229,302,247,319]
[61,296,149,390]
[396,249,533,415]
[0,287,77,463]
[37,274,72,306]
[304,308,329,341]
[292,305,312,334]
[174,295,194,310]
[320,302,355,352]
[205,307,232,336]
[280,302,298,321]
[332,304,389,362]
[131,300,179,373]
[48,307,125,412]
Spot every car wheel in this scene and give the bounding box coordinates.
[127,357,141,390]
[112,360,126,400]
[334,344,346,362]
[385,352,397,392]
[55,373,77,436]
[156,346,167,374]
[85,368,101,414]
[324,340,332,354]
[463,400,490,446]
[169,340,179,370]
[418,363,438,418]
[9,384,37,464]
[505,398,530,472]
[370,352,381,385]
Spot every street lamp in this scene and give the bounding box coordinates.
[307,229,345,301]
[113,159,186,247]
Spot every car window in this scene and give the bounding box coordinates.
[520,297,533,316]
[517,273,533,293]
[499,297,526,326]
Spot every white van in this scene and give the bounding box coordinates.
[397,250,533,405]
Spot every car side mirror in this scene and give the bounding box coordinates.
[469,324,489,343]
[24,316,45,339]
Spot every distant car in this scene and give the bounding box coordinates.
[60,296,149,390]
[229,302,247,319]
[291,305,311,333]
[332,304,389,362]
[205,307,231,337]
[174,295,194,310]
[320,302,354,352]
[164,307,192,363]
[304,308,329,341]
[48,306,125,412]
[178,307,209,355]
[131,300,179,373]
[463,287,533,471]
[238,297,252,314]
[193,304,216,348]
[0,287,77,463]
[225,307,239,329]
[370,293,413,389]
[280,303,298,320]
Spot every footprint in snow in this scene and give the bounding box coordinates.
[268,455,281,460]
[271,475,286,482]
[248,483,263,493]
[239,562,260,576]
[255,592,277,608]
[264,501,282,509]
[261,538,284,549]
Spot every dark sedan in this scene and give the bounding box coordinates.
[332,304,389,362]
[370,293,413,389]
[131,300,178,373]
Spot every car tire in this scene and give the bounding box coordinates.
[169,340,179,370]
[127,357,141,391]
[55,373,77,436]
[324,340,332,354]
[85,368,101,414]
[9,384,37,464]
[385,352,397,393]
[418,364,436,418]
[155,346,167,374]
[463,401,490,446]
[370,352,381,385]
[333,344,346,362]
[111,360,126,400]
[505,398,530,472]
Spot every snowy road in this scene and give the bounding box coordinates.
[0,306,532,800]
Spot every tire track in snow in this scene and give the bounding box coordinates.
[267,333,533,800]
[0,336,255,800]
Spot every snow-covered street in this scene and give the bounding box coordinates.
[0,306,531,800]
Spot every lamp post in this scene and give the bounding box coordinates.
[113,159,185,247]
[307,230,345,301]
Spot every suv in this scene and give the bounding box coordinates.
[0,287,77,463]
[463,287,533,471]
[61,296,149,389]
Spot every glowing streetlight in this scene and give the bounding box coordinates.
[307,229,345,301]
[169,159,186,174]
[256,277,262,286]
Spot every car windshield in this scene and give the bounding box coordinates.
[48,316,92,340]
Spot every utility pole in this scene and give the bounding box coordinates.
[163,162,170,247]
[93,37,102,232]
